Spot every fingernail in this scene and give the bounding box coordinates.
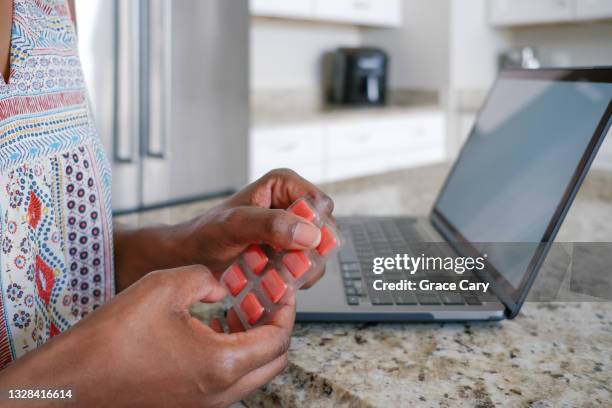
[293,222,321,247]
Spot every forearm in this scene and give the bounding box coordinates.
[113,223,193,291]
[0,327,103,406]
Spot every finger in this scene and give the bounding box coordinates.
[164,265,227,309]
[209,318,224,333]
[227,308,245,334]
[228,292,296,333]
[224,207,321,250]
[231,169,334,217]
[221,354,289,404]
[326,213,338,227]
[300,265,325,290]
[221,293,296,378]
[266,169,335,216]
[220,323,291,380]
[266,291,296,331]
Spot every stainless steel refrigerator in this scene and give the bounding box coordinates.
[76,0,249,213]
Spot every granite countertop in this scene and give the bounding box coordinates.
[118,164,612,407]
[252,105,443,127]
[244,302,610,407]
[250,89,442,127]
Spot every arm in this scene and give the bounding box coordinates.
[0,265,294,407]
[113,224,192,291]
[113,169,334,291]
[68,0,76,29]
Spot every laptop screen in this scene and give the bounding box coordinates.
[434,69,612,292]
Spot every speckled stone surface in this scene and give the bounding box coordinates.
[251,89,440,127]
[117,164,612,407]
[244,302,611,407]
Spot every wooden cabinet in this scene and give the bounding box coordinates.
[249,111,446,183]
[249,0,402,27]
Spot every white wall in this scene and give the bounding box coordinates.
[251,1,612,93]
[250,19,361,91]
[449,0,508,91]
[448,3,612,90]
[361,0,450,90]
[506,22,612,67]
[251,0,452,94]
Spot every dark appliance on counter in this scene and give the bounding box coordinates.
[329,47,388,106]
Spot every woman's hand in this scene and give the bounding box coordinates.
[0,265,294,407]
[181,169,334,283]
[114,169,334,291]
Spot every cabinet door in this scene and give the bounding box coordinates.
[326,113,444,160]
[250,0,314,19]
[249,124,324,183]
[489,0,574,26]
[324,113,446,182]
[575,0,612,20]
[314,0,402,27]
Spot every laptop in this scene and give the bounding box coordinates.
[297,67,612,322]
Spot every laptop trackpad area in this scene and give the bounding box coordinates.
[296,255,349,313]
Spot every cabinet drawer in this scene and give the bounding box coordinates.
[250,163,324,183]
[250,0,314,18]
[325,122,381,160]
[314,0,401,27]
[488,0,574,26]
[250,124,324,180]
[326,156,389,181]
[325,113,445,160]
[325,146,445,182]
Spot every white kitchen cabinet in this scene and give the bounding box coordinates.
[325,113,443,161]
[324,112,445,181]
[489,0,574,26]
[489,0,612,26]
[250,0,314,19]
[250,111,446,184]
[313,0,402,27]
[249,0,402,27]
[575,0,612,20]
[250,123,324,183]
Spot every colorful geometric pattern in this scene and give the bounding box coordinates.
[0,0,114,369]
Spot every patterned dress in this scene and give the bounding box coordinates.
[0,0,114,369]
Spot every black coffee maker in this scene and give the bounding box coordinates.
[328,47,388,106]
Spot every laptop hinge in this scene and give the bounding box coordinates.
[428,211,515,315]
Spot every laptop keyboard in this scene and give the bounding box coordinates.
[339,219,494,307]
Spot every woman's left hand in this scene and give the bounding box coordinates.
[178,169,335,288]
[114,169,335,291]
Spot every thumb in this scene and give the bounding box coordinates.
[222,206,321,250]
[164,265,227,309]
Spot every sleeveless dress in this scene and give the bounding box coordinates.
[0,0,114,369]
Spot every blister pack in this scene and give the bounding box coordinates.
[220,197,342,328]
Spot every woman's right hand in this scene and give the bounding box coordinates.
[0,265,294,407]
